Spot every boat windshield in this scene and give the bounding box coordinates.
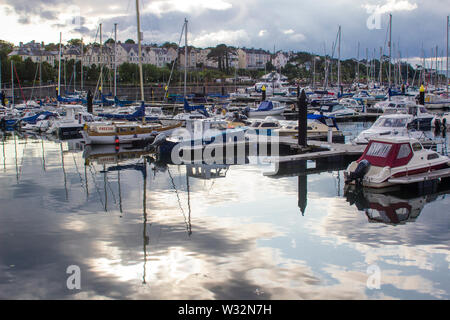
[366,142,392,158]
[320,106,333,112]
[373,117,408,128]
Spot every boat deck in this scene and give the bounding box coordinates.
[388,167,450,184]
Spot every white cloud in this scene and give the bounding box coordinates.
[363,0,418,15]
[258,30,267,37]
[191,29,249,47]
[145,0,233,17]
[289,33,306,42]
[283,29,295,35]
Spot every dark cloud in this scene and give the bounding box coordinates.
[2,0,449,58]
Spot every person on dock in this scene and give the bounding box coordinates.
[87,90,93,114]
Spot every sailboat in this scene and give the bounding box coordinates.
[81,1,182,145]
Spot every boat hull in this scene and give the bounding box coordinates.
[248,107,286,117]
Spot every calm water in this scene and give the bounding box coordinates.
[0,124,449,300]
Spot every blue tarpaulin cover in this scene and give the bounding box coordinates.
[257,101,274,111]
[184,99,209,117]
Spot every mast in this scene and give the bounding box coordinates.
[388,14,392,89]
[312,55,316,89]
[58,32,62,106]
[366,48,369,87]
[114,23,118,100]
[81,38,84,92]
[136,0,144,102]
[100,23,103,106]
[357,42,360,85]
[445,16,450,96]
[379,46,383,84]
[435,45,438,87]
[39,44,42,99]
[337,25,341,91]
[11,60,14,106]
[184,18,188,98]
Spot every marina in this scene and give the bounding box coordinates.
[0,125,449,299]
[0,0,450,303]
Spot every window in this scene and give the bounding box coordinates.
[397,144,411,159]
[366,142,392,157]
[261,122,277,128]
[412,143,422,152]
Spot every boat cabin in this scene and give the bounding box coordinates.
[371,114,412,129]
[357,137,425,169]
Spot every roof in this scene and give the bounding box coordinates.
[369,136,418,144]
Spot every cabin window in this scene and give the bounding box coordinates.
[427,153,439,160]
[251,122,261,128]
[366,142,392,157]
[261,123,277,128]
[75,115,79,120]
[412,143,422,152]
[397,144,412,159]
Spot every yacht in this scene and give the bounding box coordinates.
[244,101,286,117]
[314,104,358,118]
[424,93,450,109]
[47,105,95,138]
[82,120,183,145]
[353,114,425,145]
[344,136,450,188]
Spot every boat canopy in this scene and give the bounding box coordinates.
[358,140,413,168]
[21,111,57,124]
[184,99,209,117]
[257,101,274,111]
[307,114,339,129]
[99,103,145,120]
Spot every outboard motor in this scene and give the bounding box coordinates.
[151,133,167,147]
[434,118,441,133]
[347,159,371,184]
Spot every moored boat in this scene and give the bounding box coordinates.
[344,136,450,189]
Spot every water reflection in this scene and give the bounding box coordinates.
[345,183,450,225]
[0,132,449,299]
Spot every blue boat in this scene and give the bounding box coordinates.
[98,103,146,121]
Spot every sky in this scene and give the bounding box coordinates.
[0,0,449,63]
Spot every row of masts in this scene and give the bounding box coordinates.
[2,13,449,103]
[311,14,449,94]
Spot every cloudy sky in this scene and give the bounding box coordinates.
[0,0,448,61]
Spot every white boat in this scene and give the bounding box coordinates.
[314,104,358,118]
[82,120,183,145]
[245,101,286,118]
[353,114,425,145]
[47,105,95,138]
[424,93,450,109]
[344,136,450,188]
[339,98,363,111]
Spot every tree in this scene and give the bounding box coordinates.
[125,39,136,44]
[68,39,82,47]
[45,43,59,51]
[265,61,275,72]
[162,42,178,50]
[105,38,115,45]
